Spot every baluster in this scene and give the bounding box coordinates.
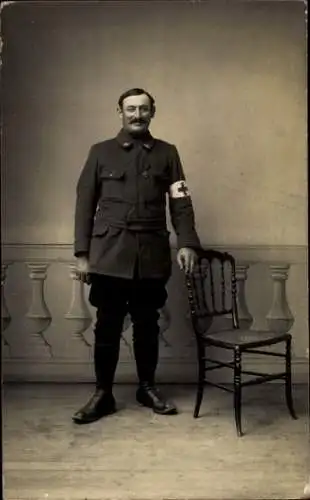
[266,264,294,333]
[122,313,132,333]
[120,313,133,357]
[158,305,172,347]
[1,263,12,356]
[64,264,93,353]
[25,262,52,357]
[120,304,172,354]
[235,263,253,330]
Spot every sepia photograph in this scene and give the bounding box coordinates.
[1,0,308,499]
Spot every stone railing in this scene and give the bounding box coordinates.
[1,243,308,383]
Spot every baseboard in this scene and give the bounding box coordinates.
[2,358,308,384]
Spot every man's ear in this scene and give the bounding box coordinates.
[151,105,156,118]
[117,105,123,118]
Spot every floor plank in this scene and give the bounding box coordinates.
[3,383,309,499]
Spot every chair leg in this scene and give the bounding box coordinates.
[233,347,243,436]
[194,355,205,418]
[285,338,297,420]
[194,378,204,418]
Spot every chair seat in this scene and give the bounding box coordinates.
[203,328,290,349]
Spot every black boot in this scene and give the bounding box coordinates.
[136,382,178,415]
[72,389,116,424]
[74,304,123,425]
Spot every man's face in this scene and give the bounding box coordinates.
[118,94,154,136]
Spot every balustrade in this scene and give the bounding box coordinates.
[1,244,307,383]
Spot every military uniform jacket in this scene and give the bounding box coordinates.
[74,129,201,281]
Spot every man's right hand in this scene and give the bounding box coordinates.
[76,256,91,284]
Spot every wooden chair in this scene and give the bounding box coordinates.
[184,249,297,436]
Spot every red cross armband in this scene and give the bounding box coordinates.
[169,180,190,199]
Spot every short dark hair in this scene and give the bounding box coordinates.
[118,88,155,110]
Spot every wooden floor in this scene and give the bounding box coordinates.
[2,383,309,500]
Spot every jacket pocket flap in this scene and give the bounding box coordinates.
[92,220,109,237]
[100,168,125,180]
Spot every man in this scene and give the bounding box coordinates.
[73,88,201,424]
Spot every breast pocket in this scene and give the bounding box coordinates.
[140,158,170,201]
[152,171,170,191]
[145,171,169,204]
[99,167,126,200]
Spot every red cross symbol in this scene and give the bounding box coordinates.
[177,181,189,196]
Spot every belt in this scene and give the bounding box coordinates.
[107,218,166,232]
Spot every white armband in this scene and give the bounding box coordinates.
[169,180,190,199]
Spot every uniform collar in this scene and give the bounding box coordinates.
[116,128,155,150]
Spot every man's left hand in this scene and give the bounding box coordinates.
[177,247,197,274]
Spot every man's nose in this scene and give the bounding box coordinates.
[133,109,141,118]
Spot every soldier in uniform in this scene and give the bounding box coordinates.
[72,88,201,424]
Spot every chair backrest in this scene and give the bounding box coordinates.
[185,249,239,335]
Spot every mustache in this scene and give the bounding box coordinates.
[130,119,146,124]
